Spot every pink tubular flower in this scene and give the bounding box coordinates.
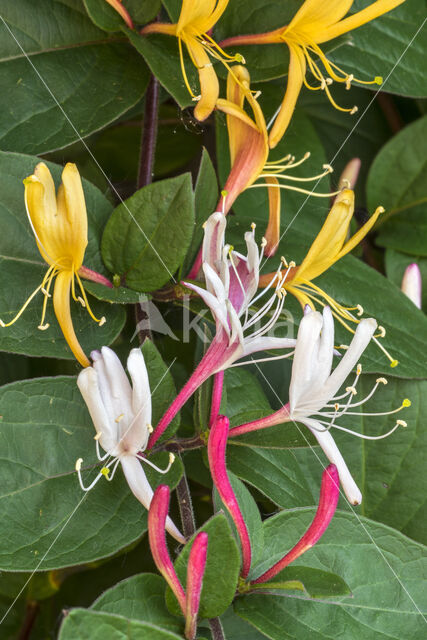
[185,532,209,640]
[401,263,422,309]
[104,0,134,29]
[148,212,296,449]
[252,464,339,584]
[148,485,186,614]
[208,416,252,578]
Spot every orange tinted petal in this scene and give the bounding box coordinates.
[53,270,90,367]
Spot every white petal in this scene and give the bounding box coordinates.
[244,230,260,289]
[183,280,230,336]
[202,212,226,273]
[321,318,377,401]
[123,348,152,452]
[289,310,323,413]
[304,418,362,505]
[77,367,118,453]
[121,456,185,543]
[94,347,133,429]
[203,262,227,304]
[242,336,296,358]
[316,306,335,386]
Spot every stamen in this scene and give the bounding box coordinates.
[94,432,102,440]
[136,451,175,474]
[38,323,50,331]
[115,413,124,423]
[41,288,51,298]
[147,423,154,433]
[77,296,86,308]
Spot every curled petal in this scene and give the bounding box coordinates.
[148,485,186,613]
[53,270,90,367]
[185,532,208,640]
[252,464,340,583]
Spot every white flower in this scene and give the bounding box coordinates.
[184,212,296,372]
[289,307,409,505]
[76,346,184,543]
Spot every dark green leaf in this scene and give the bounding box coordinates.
[59,609,184,639]
[250,566,351,599]
[0,375,182,570]
[84,0,161,32]
[166,514,241,618]
[83,282,146,304]
[92,573,183,634]
[236,509,427,640]
[368,115,427,256]
[0,2,148,154]
[0,151,126,360]
[101,174,195,291]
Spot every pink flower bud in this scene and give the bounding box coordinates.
[208,415,252,578]
[148,485,186,614]
[253,465,339,584]
[338,158,361,192]
[401,263,422,309]
[185,532,208,640]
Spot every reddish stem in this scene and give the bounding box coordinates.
[228,404,290,438]
[78,265,113,288]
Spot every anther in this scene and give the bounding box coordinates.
[38,323,50,331]
[0,320,5,327]
[281,256,288,267]
[94,432,102,440]
[41,288,51,298]
[356,364,362,375]
[169,452,175,464]
[100,467,110,478]
[75,458,83,472]
[376,377,387,385]
[77,296,85,308]
[115,413,124,423]
[356,304,364,316]
[334,403,339,411]
[402,399,411,407]
[99,317,106,326]
[204,63,213,68]
[390,359,399,368]
[261,237,267,247]
[221,189,228,197]
[322,164,333,173]
[147,424,153,433]
[346,386,357,395]
[192,95,201,102]
[375,76,383,85]
[396,419,407,427]
[253,90,261,99]
[377,326,386,337]
[288,260,296,268]
[345,74,354,90]
[235,53,245,63]
[350,106,358,115]
[320,79,326,90]
[325,78,333,85]
[251,222,256,230]
[339,344,349,350]
[303,152,311,159]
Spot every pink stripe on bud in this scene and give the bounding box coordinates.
[185,532,208,640]
[253,465,339,584]
[148,485,186,614]
[401,263,422,309]
[208,416,252,578]
[78,265,114,288]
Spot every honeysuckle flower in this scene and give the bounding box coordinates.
[75,346,184,543]
[140,1,243,121]
[258,188,397,365]
[230,307,410,505]
[0,163,106,368]
[401,263,422,309]
[220,0,405,148]
[148,212,296,449]
[103,0,133,29]
[251,465,339,584]
[148,485,208,640]
[208,415,251,578]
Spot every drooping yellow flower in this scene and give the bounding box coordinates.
[104,0,134,29]
[258,189,398,365]
[220,0,405,148]
[140,1,244,121]
[0,163,106,368]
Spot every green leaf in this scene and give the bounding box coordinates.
[0,375,182,571]
[236,510,427,640]
[183,149,219,274]
[59,609,184,640]
[91,573,183,634]
[385,249,427,312]
[250,566,351,599]
[0,151,126,360]
[368,115,427,256]
[227,446,314,508]
[293,375,427,545]
[0,2,148,154]
[166,514,241,618]
[83,282,146,304]
[84,0,161,32]
[213,472,264,573]
[126,28,194,110]
[101,174,195,292]
[220,606,267,640]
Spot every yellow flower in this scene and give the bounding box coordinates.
[140,0,243,121]
[104,0,134,29]
[258,189,399,366]
[0,163,105,368]
[220,0,405,147]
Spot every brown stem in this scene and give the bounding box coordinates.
[18,601,39,640]
[209,616,226,640]
[137,73,159,188]
[176,468,196,539]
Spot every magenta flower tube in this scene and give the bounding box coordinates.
[184,532,208,640]
[228,403,291,437]
[252,464,340,584]
[208,415,252,578]
[148,485,186,614]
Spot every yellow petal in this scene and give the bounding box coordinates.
[295,189,355,282]
[198,0,229,33]
[288,0,353,34]
[177,0,215,32]
[315,0,405,43]
[188,40,219,121]
[336,204,384,261]
[263,176,281,257]
[268,45,306,149]
[53,270,90,367]
[61,163,88,267]
[24,172,56,265]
